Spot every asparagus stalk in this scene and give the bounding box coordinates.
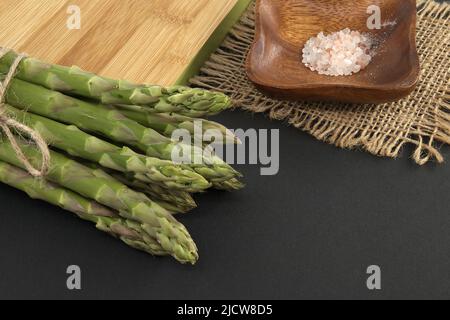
[0,161,166,256]
[76,160,198,214]
[87,168,195,214]
[146,198,189,215]
[0,139,198,264]
[213,178,246,191]
[103,87,231,118]
[0,51,231,117]
[114,105,239,144]
[4,78,241,183]
[4,105,210,192]
[111,172,197,214]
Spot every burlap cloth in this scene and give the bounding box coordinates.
[191,0,450,165]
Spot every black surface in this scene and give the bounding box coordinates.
[0,108,449,300]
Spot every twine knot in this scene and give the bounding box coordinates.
[0,47,50,177]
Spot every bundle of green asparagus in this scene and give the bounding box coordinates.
[0,48,243,264]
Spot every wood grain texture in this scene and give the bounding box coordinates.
[0,0,238,85]
[246,0,420,104]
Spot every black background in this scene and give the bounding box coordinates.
[0,108,449,300]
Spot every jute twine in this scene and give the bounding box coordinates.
[0,47,50,177]
[191,0,450,165]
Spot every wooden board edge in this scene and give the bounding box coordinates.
[174,0,252,85]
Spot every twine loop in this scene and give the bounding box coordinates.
[0,47,50,177]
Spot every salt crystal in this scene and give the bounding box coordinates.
[302,29,373,76]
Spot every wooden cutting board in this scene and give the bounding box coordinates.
[0,0,250,85]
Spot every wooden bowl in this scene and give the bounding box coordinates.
[246,0,420,104]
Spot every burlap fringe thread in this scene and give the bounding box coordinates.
[191,0,450,165]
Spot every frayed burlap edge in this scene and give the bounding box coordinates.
[191,0,450,165]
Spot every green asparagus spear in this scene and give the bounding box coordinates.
[0,161,166,256]
[82,165,195,215]
[114,105,239,144]
[213,178,246,191]
[75,160,197,214]
[103,86,231,118]
[4,78,240,183]
[4,105,210,192]
[111,172,197,213]
[0,51,232,117]
[0,139,198,264]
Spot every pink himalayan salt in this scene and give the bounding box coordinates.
[302,28,373,76]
